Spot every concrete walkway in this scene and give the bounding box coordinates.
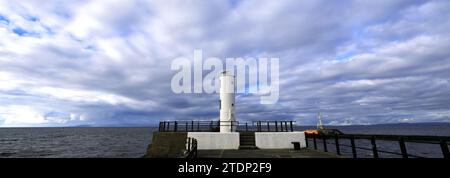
[197,148,344,158]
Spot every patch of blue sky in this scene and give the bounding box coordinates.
[43,25,55,36]
[12,27,29,36]
[236,84,258,98]
[53,9,71,19]
[229,0,240,8]
[12,27,27,35]
[12,27,40,37]
[335,53,356,62]
[26,15,39,22]
[44,111,68,118]
[84,45,97,51]
[0,15,9,24]
[16,11,40,22]
[332,27,371,62]
[2,89,30,96]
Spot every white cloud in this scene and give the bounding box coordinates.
[0,105,48,126]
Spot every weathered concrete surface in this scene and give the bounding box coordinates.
[188,132,240,150]
[197,149,344,158]
[255,132,306,149]
[144,131,341,158]
[144,131,187,158]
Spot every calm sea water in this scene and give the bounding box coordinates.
[0,124,449,158]
[0,127,156,158]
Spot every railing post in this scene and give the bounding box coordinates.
[305,134,309,147]
[185,122,188,131]
[193,139,198,158]
[197,122,200,131]
[290,121,293,132]
[187,137,191,152]
[191,121,194,131]
[371,136,379,158]
[231,121,235,132]
[313,134,317,149]
[280,122,283,132]
[322,135,328,152]
[174,121,178,132]
[275,122,278,132]
[284,121,288,132]
[399,137,408,158]
[210,121,213,131]
[258,121,261,132]
[335,134,341,155]
[267,122,270,132]
[350,136,357,158]
[440,140,449,159]
[245,122,248,131]
[167,122,170,131]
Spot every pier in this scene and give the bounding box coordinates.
[196,149,342,158]
[145,121,450,158]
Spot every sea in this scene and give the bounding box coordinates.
[0,123,449,158]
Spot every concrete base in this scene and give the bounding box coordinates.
[144,132,187,158]
[188,132,240,150]
[197,149,342,158]
[255,132,306,149]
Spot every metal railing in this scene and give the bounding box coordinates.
[159,121,238,132]
[185,137,198,158]
[159,120,295,132]
[252,121,295,132]
[305,133,450,158]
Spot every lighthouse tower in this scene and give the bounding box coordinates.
[219,71,236,133]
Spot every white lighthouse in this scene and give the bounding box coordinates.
[219,71,236,133]
[185,71,305,150]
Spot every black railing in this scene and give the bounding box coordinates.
[185,137,198,158]
[252,121,295,132]
[159,120,295,132]
[305,133,450,158]
[159,121,238,132]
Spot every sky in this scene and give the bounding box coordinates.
[0,0,450,127]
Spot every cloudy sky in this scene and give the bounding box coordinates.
[1,0,450,127]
